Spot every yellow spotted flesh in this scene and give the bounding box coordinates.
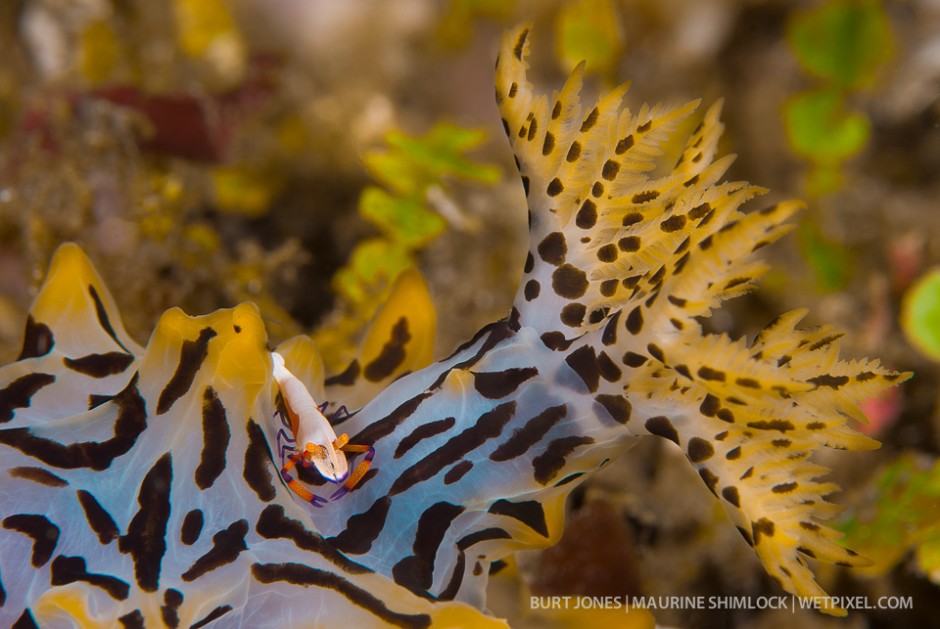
[0,24,909,627]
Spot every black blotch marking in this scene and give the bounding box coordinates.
[0,373,56,424]
[632,190,660,203]
[592,181,605,197]
[581,107,599,131]
[540,331,573,351]
[390,402,516,496]
[489,499,548,537]
[9,466,67,487]
[722,486,741,507]
[244,419,277,502]
[438,550,466,601]
[697,366,726,381]
[524,252,535,273]
[392,502,465,596]
[699,394,720,417]
[552,100,562,119]
[490,404,567,462]
[600,278,618,298]
[551,264,588,298]
[473,367,538,400]
[89,285,131,354]
[118,610,144,628]
[189,605,233,629]
[88,394,112,410]
[689,202,711,220]
[364,318,411,382]
[161,589,183,628]
[616,134,634,154]
[156,327,216,415]
[752,518,775,544]
[560,303,586,327]
[509,305,522,330]
[647,343,665,363]
[700,468,719,494]
[746,419,795,432]
[602,159,620,180]
[513,28,528,60]
[17,316,54,360]
[64,352,134,378]
[576,199,597,228]
[637,120,652,133]
[597,352,621,381]
[773,482,798,494]
[257,504,369,573]
[645,416,679,444]
[444,461,473,484]
[355,391,435,447]
[395,417,456,459]
[622,212,643,226]
[507,82,518,98]
[619,236,641,252]
[596,243,618,262]
[567,141,582,162]
[546,177,564,197]
[537,231,567,265]
[565,345,600,392]
[625,306,644,334]
[12,610,39,628]
[77,489,119,544]
[181,509,204,546]
[195,386,229,490]
[0,374,146,470]
[521,175,530,197]
[118,452,172,592]
[726,446,742,460]
[602,311,620,345]
[661,215,687,233]
[490,559,508,575]
[253,563,432,628]
[325,359,360,386]
[622,352,647,367]
[181,519,248,582]
[687,437,715,462]
[457,527,511,551]
[51,555,129,600]
[594,394,631,424]
[2,514,59,566]
[532,436,595,484]
[524,279,541,301]
[808,374,850,389]
[542,131,555,155]
[328,497,392,555]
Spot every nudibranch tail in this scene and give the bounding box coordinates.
[496,24,910,616]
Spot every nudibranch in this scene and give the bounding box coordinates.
[0,25,908,627]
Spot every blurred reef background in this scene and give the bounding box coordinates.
[0,1,939,627]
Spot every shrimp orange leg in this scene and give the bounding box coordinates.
[329,441,375,500]
[280,455,329,507]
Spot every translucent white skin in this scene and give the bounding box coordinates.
[271,351,349,482]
